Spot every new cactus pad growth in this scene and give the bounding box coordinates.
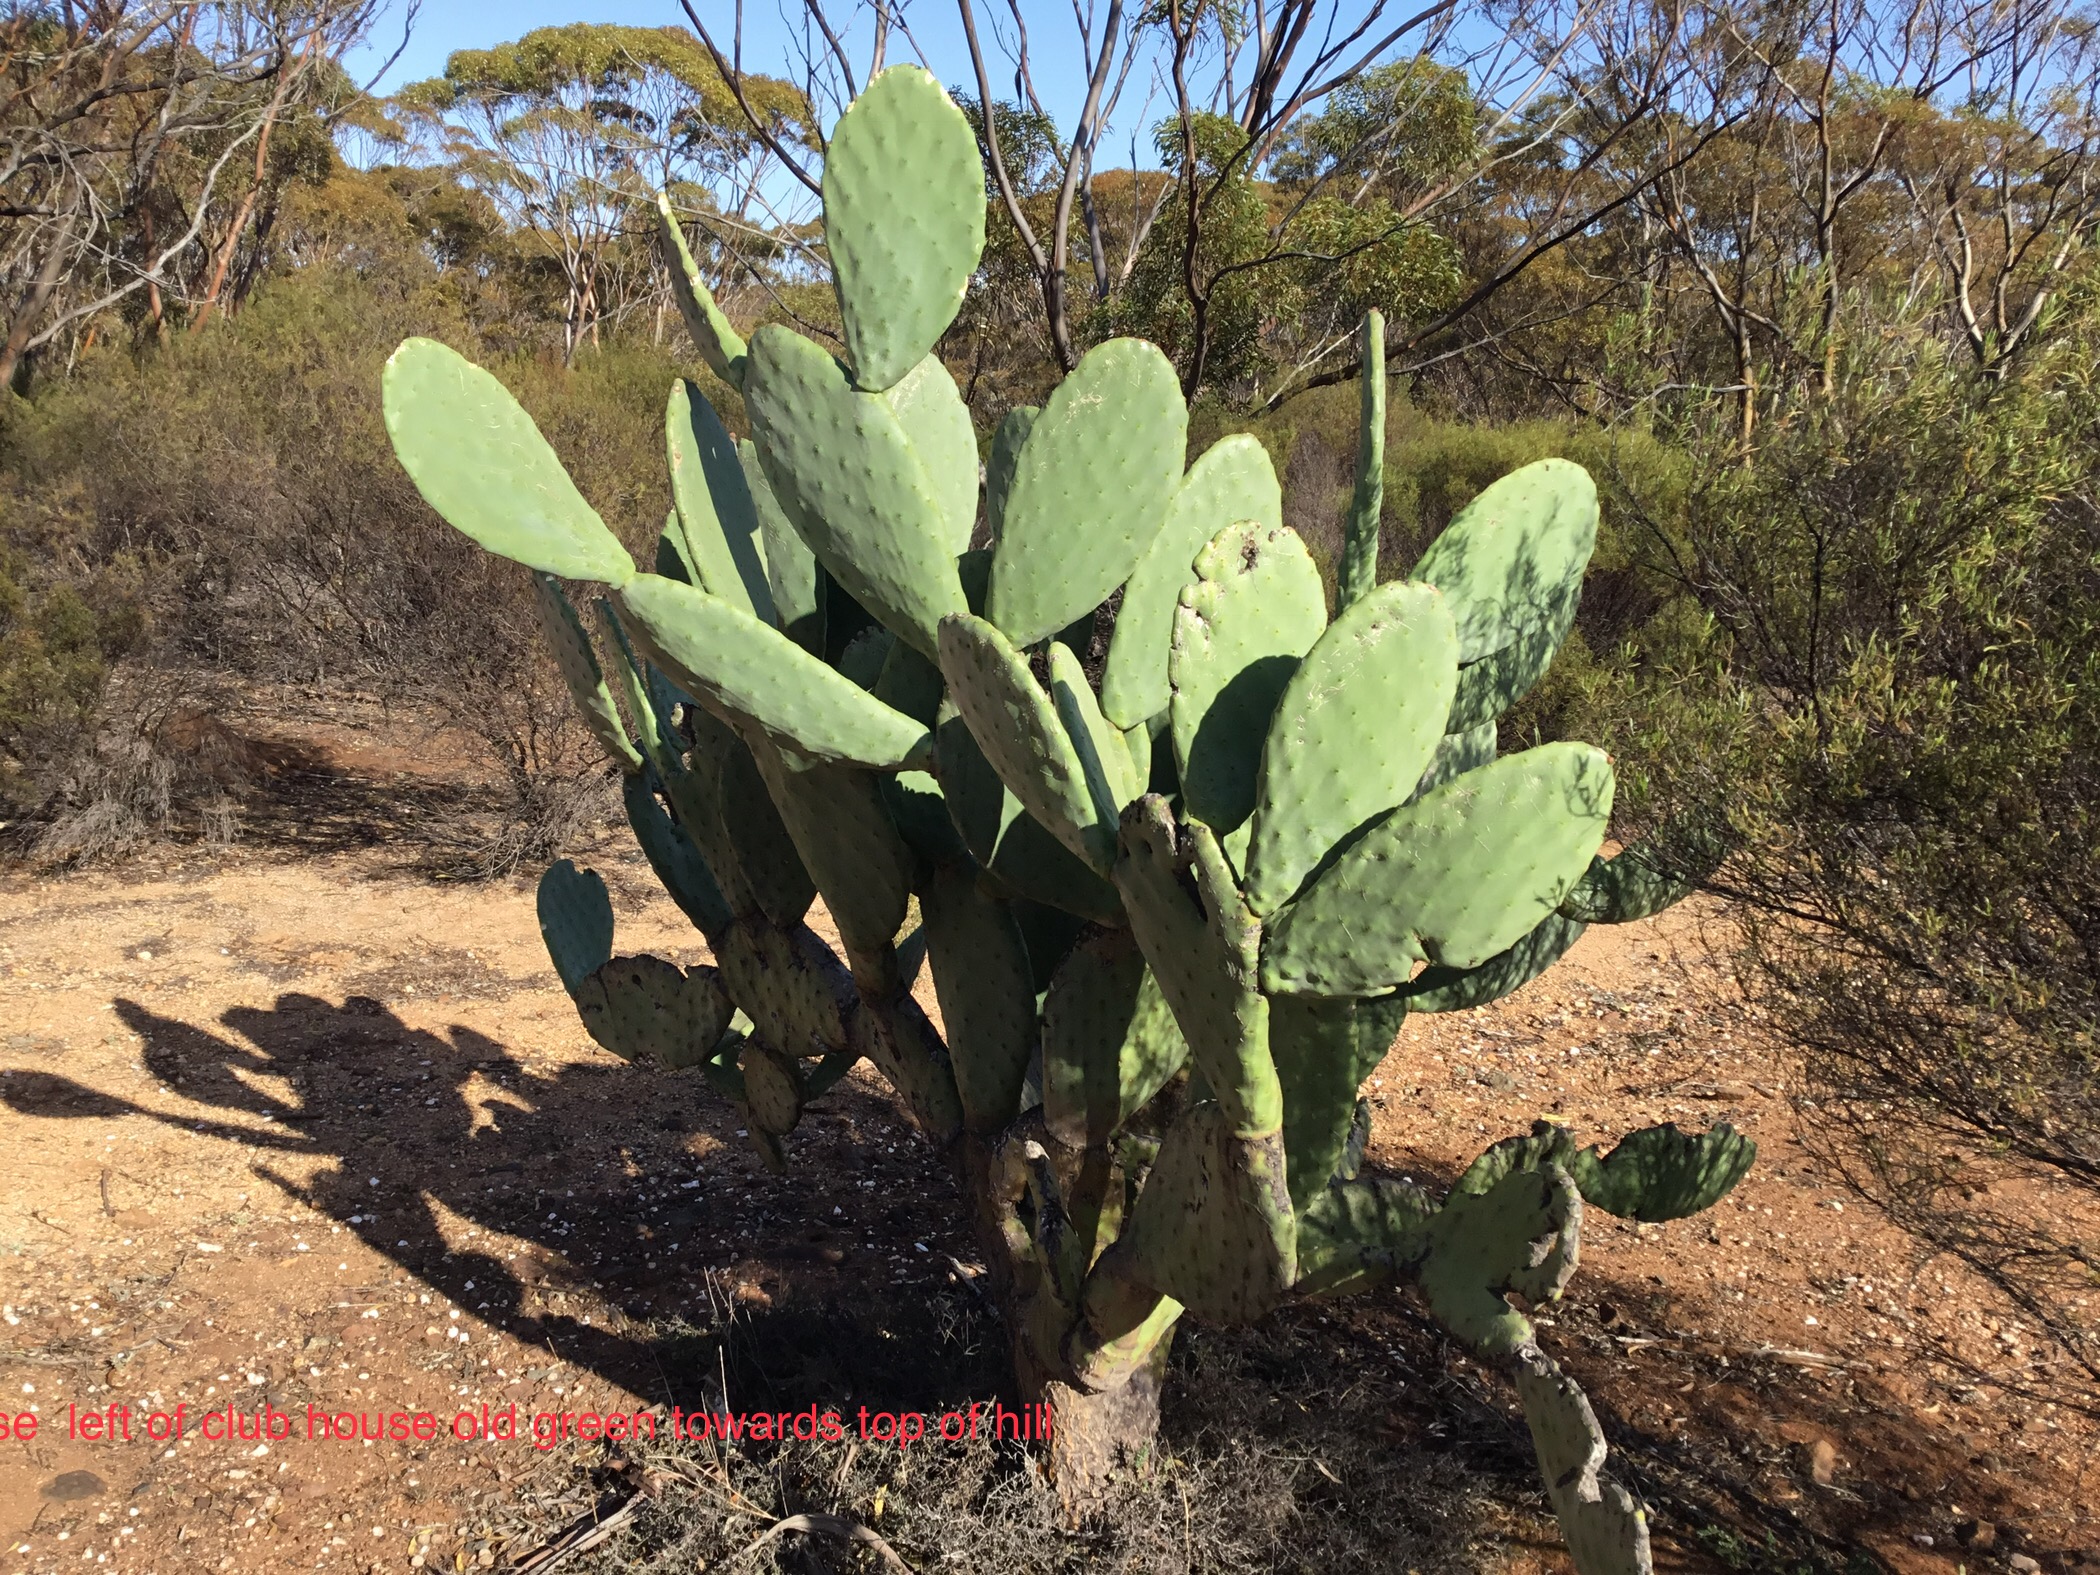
[382,67,1746,1571]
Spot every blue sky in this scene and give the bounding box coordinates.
[345,0,1097,123]
[339,0,1496,182]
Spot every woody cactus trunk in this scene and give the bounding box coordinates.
[380,66,1751,1572]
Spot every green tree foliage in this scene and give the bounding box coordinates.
[394,25,813,359]
[1579,290,2100,1388]
[1099,92,1466,399]
[0,3,375,384]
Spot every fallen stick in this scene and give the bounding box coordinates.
[742,1511,912,1573]
[500,1491,642,1575]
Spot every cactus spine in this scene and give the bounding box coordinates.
[381,67,1746,1569]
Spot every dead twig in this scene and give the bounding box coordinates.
[497,1490,642,1575]
[741,1511,912,1572]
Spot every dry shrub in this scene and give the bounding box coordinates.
[32,667,262,866]
[1,262,681,869]
[521,1279,1519,1575]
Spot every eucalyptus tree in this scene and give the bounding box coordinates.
[0,0,376,387]
[394,24,813,360]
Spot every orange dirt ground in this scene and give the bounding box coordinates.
[0,730,2095,1573]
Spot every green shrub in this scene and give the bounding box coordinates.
[0,544,146,813]
[0,263,716,864]
[1591,288,2100,1391]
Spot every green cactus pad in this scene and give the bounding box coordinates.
[803,1046,862,1101]
[936,614,1116,874]
[1336,311,1386,612]
[1244,580,1458,914]
[823,66,985,392]
[988,338,1186,647]
[657,511,697,585]
[1112,1101,1296,1324]
[382,338,633,584]
[537,859,614,995]
[1513,1350,1653,1575]
[921,861,1037,1132]
[1041,928,1189,1149]
[1101,434,1283,729]
[882,768,965,869]
[1418,1162,1581,1355]
[743,324,969,656]
[1410,457,1597,663]
[934,705,1123,922]
[742,1041,804,1135]
[660,704,759,918]
[573,955,734,1068]
[1262,742,1614,996]
[645,991,730,1070]
[620,770,734,941]
[599,593,675,751]
[1122,721,1154,792]
[985,406,1038,542]
[1170,522,1328,837]
[1049,641,1142,824]
[617,573,932,770]
[847,992,965,1143]
[533,576,641,773]
[711,728,818,929]
[654,192,746,387]
[1413,718,1498,801]
[1446,591,1578,732]
[1567,1122,1755,1222]
[746,1125,788,1172]
[740,439,824,655]
[667,381,776,623]
[1398,910,1586,1014]
[883,356,979,555]
[870,637,943,729]
[716,919,857,1056]
[1112,798,1282,1136]
[750,743,913,958]
[1452,1119,1579,1199]
[1270,994,1409,1213]
[598,599,669,757]
[1559,840,1708,924]
[957,546,991,615]
[699,1031,747,1100]
[1294,1176,1435,1298]
[1011,899,1089,993]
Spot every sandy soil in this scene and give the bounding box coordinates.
[0,759,2095,1572]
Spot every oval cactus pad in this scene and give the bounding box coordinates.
[1170,521,1327,838]
[743,324,968,656]
[617,573,932,770]
[1244,580,1458,914]
[1262,741,1615,996]
[1410,457,1597,661]
[383,337,633,584]
[823,66,986,392]
[882,354,980,556]
[1103,433,1283,729]
[989,338,1185,648]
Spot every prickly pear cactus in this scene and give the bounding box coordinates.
[381,65,1747,1569]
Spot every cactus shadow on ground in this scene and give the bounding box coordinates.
[3,986,1924,1573]
[0,992,1532,1568]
